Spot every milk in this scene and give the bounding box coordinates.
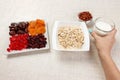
[94,21,113,36]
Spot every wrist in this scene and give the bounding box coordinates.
[98,50,111,58]
[98,50,111,54]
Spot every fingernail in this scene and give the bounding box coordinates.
[88,29,93,33]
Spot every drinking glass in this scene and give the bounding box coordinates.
[93,17,115,36]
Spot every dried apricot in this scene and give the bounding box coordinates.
[28,19,46,36]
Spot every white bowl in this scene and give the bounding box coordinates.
[52,21,90,51]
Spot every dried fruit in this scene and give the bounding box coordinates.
[7,19,47,52]
[9,22,29,36]
[27,34,47,49]
[78,11,92,21]
[7,34,29,52]
[28,19,46,36]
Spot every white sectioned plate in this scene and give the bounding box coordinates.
[6,21,49,55]
[52,21,90,51]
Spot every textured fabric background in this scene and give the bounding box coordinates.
[0,0,120,80]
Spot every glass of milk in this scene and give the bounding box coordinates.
[93,17,115,36]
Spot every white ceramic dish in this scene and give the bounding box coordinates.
[52,21,90,51]
[6,22,49,55]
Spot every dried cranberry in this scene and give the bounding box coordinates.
[7,34,28,52]
[7,48,11,52]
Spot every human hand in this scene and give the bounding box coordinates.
[91,29,117,56]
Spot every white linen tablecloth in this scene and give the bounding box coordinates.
[0,0,120,80]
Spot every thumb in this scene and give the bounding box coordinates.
[91,32,100,40]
